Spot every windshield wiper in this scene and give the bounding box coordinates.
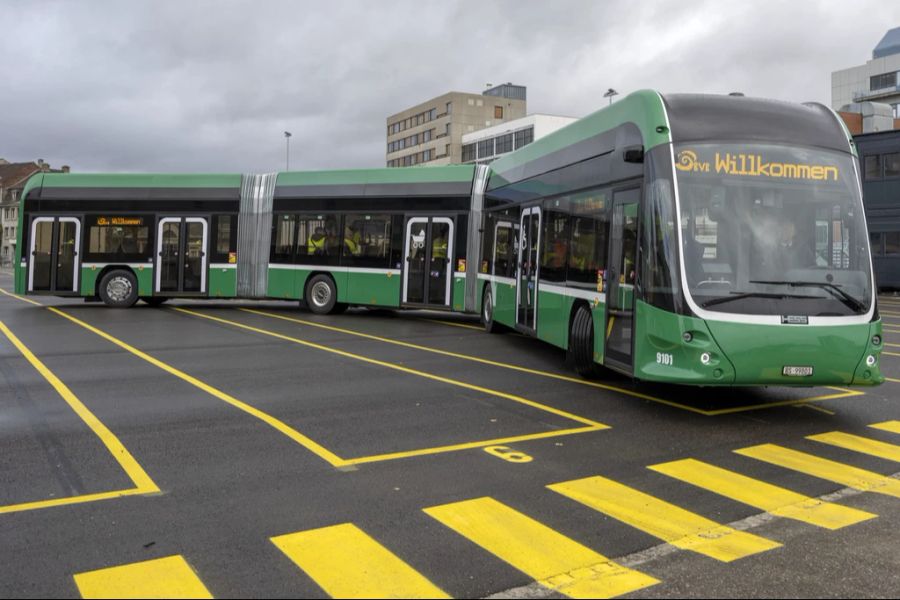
[749,280,867,312]
[699,291,816,308]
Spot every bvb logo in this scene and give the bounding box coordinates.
[675,150,699,172]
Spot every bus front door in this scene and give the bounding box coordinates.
[402,217,454,307]
[156,217,208,294]
[28,217,81,294]
[516,206,541,332]
[605,188,640,370]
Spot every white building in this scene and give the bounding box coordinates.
[832,26,900,117]
[460,114,578,165]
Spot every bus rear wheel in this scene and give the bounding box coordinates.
[99,270,139,308]
[482,286,502,334]
[306,274,338,315]
[568,304,599,378]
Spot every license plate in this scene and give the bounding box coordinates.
[783,366,813,377]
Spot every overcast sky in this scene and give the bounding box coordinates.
[1,1,899,174]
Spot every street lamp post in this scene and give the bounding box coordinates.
[604,88,619,106]
[284,131,292,170]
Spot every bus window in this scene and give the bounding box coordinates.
[568,215,606,287]
[342,214,392,268]
[481,213,495,274]
[271,214,297,263]
[494,223,516,278]
[212,214,237,262]
[541,211,569,283]
[86,215,151,262]
[296,215,340,265]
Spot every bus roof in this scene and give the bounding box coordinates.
[275,165,475,198]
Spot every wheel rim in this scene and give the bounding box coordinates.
[484,291,493,322]
[106,277,133,302]
[311,281,332,307]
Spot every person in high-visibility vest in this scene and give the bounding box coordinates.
[308,226,327,255]
[344,224,362,256]
[432,230,448,260]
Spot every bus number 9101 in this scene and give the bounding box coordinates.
[656,352,674,366]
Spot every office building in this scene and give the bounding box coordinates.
[832,26,900,117]
[461,114,578,165]
[386,83,527,167]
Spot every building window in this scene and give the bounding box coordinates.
[865,155,881,180]
[514,127,534,149]
[446,102,452,114]
[885,153,900,178]
[870,72,897,91]
[893,103,900,119]
[494,106,503,119]
[477,139,494,159]
[462,143,476,162]
[495,133,513,154]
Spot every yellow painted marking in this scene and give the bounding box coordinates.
[649,459,875,530]
[176,307,606,430]
[0,287,42,306]
[882,350,900,357]
[483,445,533,463]
[240,308,861,417]
[605,316,615,340]
[0,320,159,515]
[548,475,779,561]
[878,309,900,316]
[74,555,212,599]
[871,420,900,434]
[883,342,900,348]
[885,377,900,384]
[802,404,836,416]
[45,307,348,468]
[271,523,449,599]
[344,426,601,466]
[424,497,658,598]
[735,444,900,498]
[422,317,484,331]
[808,431,900,462]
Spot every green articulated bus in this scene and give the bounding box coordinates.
[15,91,884,387]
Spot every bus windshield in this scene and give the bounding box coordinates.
[675,142,872,317]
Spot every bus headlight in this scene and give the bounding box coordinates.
[682,332,693,343]
[700,352,711,365]
[866,355,877,367]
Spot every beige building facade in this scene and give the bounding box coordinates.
[386,83,527,167]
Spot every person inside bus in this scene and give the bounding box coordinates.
[432,229,449,261]
[344,224,362,256]
[308,226,327,255]
[776,220,817,272]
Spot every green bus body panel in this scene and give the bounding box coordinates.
[276,165,475,188]
[80,265,153,297]
[488,89,671,185]
[37,172,242,188]
[633,301,883,386]
[452,275,466,312]
[268,267,302,300]
[345,272,401,307]
[209,267,237,298]
[536,289,574,350]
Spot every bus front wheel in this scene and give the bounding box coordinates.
[568,304,599,378]
[306,274,338,315]
[99,270,139,308]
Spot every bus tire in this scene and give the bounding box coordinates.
[143,297,168,307]
[482,286,502,334]
[306,274,338,314]
[98,270,139,308]
[569,304,599,378]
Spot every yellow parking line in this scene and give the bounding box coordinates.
[0,320,159,514]
[178,308,606,430]
[0,287,42,306]
[271,523,449,599]
[46,307,348,468]
[870,420,900,434]
[808,431,900,462]
[649,459,875,530]
[735,444,900,498]
[884,377,900,383]
[74,555,212,599]
[548,475,780,562]
[424,496,659,598]
[239,308,860,417]
[880,350,900,357]
[422,317,484,331]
